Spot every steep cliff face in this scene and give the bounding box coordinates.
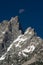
[0,16,43,65]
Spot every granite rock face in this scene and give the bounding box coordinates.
[0,16,43,65]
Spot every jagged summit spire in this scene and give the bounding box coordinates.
[10,16,19,23]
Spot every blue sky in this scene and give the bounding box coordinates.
[0,0,43,38]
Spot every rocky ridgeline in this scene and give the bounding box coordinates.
[0,16,43,65]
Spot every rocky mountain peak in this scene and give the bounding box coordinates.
[10,16,18,23]
[0,16,43,65]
